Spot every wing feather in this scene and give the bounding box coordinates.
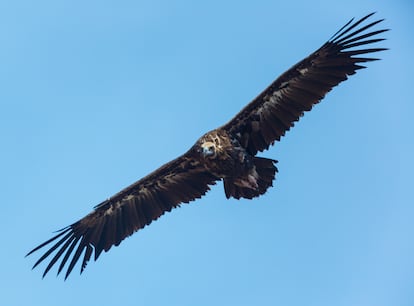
[27,152,218,279]
[223,13,388,154]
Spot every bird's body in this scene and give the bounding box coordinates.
[27,13,388,279]
[196,129,277,199]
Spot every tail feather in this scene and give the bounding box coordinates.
[223,157,278,199]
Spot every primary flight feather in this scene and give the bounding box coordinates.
[27,13,388,279]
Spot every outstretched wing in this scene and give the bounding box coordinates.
[223,13,388,155]
[27,151,218,279]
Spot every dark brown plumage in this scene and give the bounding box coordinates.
[27,13,388,279]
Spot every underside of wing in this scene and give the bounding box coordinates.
[223,12,388,155]
[26,151,218,279]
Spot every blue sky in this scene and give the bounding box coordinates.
[1,1,413,306]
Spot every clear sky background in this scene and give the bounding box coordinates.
[1,1,413,306]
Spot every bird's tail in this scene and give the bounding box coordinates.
[223,157,278,200]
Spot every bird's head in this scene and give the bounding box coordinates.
[200,141,217,159]
[195,130,225,160]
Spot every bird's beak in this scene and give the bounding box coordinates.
[201,142,215,157]
[202,147,214,157]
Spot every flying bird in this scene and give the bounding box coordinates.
[27,13,388,279]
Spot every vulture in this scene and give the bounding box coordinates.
[27,13,388,279]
